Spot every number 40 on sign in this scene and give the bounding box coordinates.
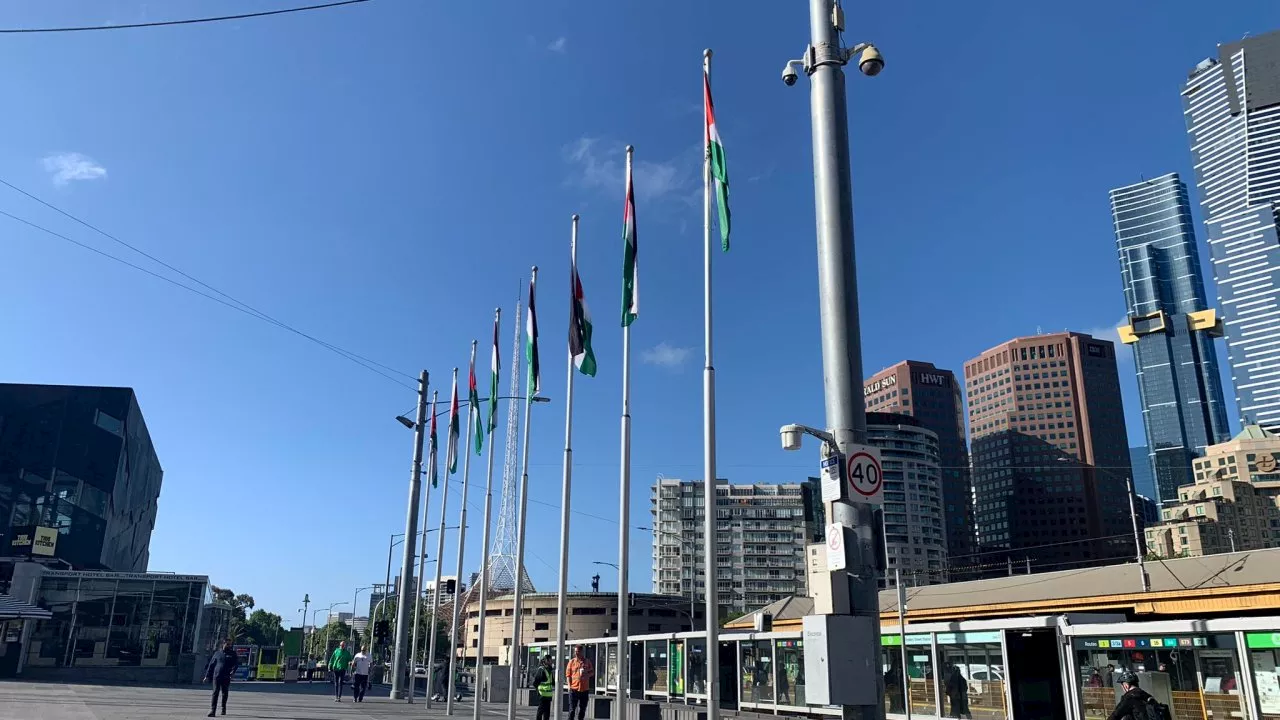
[845,445,883,505]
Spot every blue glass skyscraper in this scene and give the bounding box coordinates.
[1111,173,1231,504]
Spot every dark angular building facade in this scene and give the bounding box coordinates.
[0,384,162,573]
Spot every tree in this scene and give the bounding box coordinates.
[244,609,285,647]
[370,598,450,664]
[211,586,256,643]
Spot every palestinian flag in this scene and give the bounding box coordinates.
[705,70,731,251]
[621,157,638,327]
[526,274,541,398]
[428,395,439,488]
[488,315,500,435]
[570,250,597,377]
[446,372,460,474]
[469,347,483,455]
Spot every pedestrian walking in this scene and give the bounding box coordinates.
[532,654,556,720]
[202,640,239,717]
[565,646,594,720]
[329,641,354,702]
[351,645,372,703]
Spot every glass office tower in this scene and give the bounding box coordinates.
[1184,30,1280,431]
[1111,173,1231,504]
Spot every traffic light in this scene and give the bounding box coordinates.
[374,620,389,641]
[444,579,457,594]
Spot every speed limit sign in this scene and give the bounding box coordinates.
[845,445,883,505]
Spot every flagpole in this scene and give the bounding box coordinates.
[411,391,440,702]
[427,368,459,707]
[448,344,479,714]
[617,145,635,712]
[701,49,721,720]
[507,266,539,720]
[473,309,502,720]
[553,216,580,720]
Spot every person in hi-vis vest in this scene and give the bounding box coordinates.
[531,654,556,720]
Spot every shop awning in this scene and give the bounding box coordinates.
[0,594,52,620]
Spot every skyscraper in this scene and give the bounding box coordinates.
[1111,173,1231,504]
[966,333,1134,574]
[864,361,972,571]
[1184,30,1280,430]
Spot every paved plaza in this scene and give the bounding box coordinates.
[0,680,539,720]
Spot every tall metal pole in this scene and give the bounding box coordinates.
[473,309,502,720]
[412,395,441,701]
[301,595,309,659]
[895,569,911,720]
[700,54,721,720]
[618,147,636,713]
[507,267,540,720]
[1126,480,1150,591]
[448,344,480,714]
[383,538,395,662]
[391,370,429,700]
[428,372,459,708]
[553,215,580,720]
[351,587,371,645]
[806,1,882,718]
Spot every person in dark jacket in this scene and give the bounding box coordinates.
[203,640,240,717]
[1107,671,1155,720]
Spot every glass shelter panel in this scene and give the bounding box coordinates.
[776,639,805,707]
[740,640,774,706]
[939,634,1006,720]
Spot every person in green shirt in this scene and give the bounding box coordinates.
[329,641,354,702]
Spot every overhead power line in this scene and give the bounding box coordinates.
[0,186,415,391]
[0,0,371,34]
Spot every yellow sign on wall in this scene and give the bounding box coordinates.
[32,526,58,557]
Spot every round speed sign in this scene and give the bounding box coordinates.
[846,451,883,499]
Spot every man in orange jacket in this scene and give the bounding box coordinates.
[565,646,595,720]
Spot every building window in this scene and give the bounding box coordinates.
[534,622,549,631]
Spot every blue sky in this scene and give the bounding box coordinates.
[0,1,1277,623]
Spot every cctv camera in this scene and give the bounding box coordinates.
[780,424,804,452]
[858,45,884,77]
[781,64,799,87]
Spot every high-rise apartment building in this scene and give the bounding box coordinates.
[1184,30,1280,430]
[1111,173,1231,504]
[0,384,163,574]
[865,361,972,568]
[649,479,820,617]
[966,333,1134,574]
[865,413,947,585]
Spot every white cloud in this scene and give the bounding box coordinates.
[1083,318,1128,347]
[43,152,106,186]
[642,342,692,369]
[563,137,686,203]
[548,36,567,53]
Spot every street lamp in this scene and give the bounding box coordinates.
[777,2,885,716]
[352,586,374,644]
[592,561,619,571]
[640,525,701,625]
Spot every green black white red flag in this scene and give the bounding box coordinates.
[526,274,541,398]
[446,371,460,474]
